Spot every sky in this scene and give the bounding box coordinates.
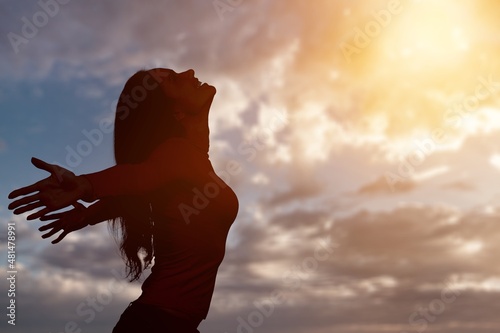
[2,0,500,332]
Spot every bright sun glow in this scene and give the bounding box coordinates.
[279,1,500,164]
[335,0,499,158]
[380,1,471,66]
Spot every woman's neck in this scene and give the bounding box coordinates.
[184,116,210,155]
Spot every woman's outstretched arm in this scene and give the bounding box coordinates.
[38,197,122,244]
[82,138,200,199]
[8,138,202,218]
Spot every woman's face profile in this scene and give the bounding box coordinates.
[151,68,216,115]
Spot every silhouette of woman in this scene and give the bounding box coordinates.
[8,68,239,333]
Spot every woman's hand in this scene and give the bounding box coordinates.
[8,157,93,220]
[38,202,89,244]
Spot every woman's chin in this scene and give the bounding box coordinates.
[202,83,216,95]
[205,86,217,102]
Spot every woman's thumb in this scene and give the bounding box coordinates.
[32,157,67,183]
[31,157,54,173]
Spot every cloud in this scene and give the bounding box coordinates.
[4,201,500,332]
[263,181,325,208]
[355,175,416,195]
[207,204,500,332]
[0,262,140,333]
[0,214,142,333]
[3,0,498,163]
[35,229,125,279]
[441,180,476,191]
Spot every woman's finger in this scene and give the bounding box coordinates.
[12,201,44,215]
[8,158,64,200]
[39,220,59,231]
[7,193,40,210]
[27,207,51,221]
[40,212,66,221]
[8,180,43,199]
[40,226,61,239]
[52,231,69,244]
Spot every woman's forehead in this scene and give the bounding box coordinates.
[144,68,177,85]
[150,68,175,75]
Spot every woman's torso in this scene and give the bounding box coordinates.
[136,147,239,322]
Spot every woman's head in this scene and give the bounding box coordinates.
[113,68,215,164]
[114,69,176,164]
[111,67,215,281]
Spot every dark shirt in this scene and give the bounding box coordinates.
[83,138,239,321]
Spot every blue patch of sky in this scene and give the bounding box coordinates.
[0,75,121,214]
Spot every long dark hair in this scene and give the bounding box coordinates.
[110,69,185,281]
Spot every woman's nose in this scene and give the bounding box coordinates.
[180,69,195,78]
